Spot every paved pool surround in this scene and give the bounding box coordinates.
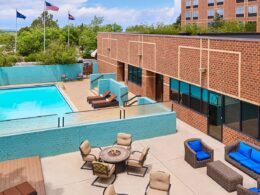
[0,111,176,161]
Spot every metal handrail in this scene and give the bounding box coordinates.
[91,75,104,84]
[120,92,129,99]
[123,95,141,107]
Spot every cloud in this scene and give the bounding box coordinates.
[0,0,181,30]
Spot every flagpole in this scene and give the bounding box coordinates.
[15,9,17,53]
[43,1,46,52]
[68,10,70,46]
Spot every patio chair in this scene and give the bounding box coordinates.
[61,74,69,82]
[77,72,84,80]
[237,179,260,195]
[103,184,128,195]
[92,161,117,188]
[145,171,171,195]
[92,94,119,109]
[184,138,214,168]
[114,133,132,150]
[79,140,102,170]
[87,90,111,103]
[126,147,150,177]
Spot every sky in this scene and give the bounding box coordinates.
[0,0,181,31]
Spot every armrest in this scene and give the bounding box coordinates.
[131,150,142,154]
[93,146,102,151]
[167,184,171,195]
[257,179,260,188]
[145,183,150,195]
[202,143,214,154]
[225,141,239,155]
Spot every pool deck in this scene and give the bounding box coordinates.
[0,156,46,195]
[41,119,257,195]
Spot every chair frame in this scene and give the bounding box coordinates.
[91,162,117,188]
[103,185,128,195]
[184,138,214,168]
[237,179,260,195]
[79,141,102,170]
[113,134,132,150]
[126,149,149,177]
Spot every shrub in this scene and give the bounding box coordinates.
[0,54,17,67]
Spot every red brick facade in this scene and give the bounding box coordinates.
[97,32,260,145]
[181,0,260,32]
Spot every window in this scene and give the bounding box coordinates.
[241,102,259,139]
[236,6,244,17]
[193,0,198,7]
[201,89,208,115]
[248,6,257,17]
[208,0,214,6]
[193,10,199,19]
[208,9,215,18]
[216,0,224,5]
[216,9,224,17]
[190,85,201,112]
[224,96,240,131]
[128,65,142,86]
[186,0,191,8]
[236,0,244,3]
[186,11,191,20]
[170,78,179,102]
[180,82,189,107]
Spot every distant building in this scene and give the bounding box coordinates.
[181,0,260,32]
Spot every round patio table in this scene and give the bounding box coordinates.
[100,146,130,174]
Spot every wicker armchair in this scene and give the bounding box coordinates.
[79,140,101,170]
[184,138,214,168]
[145,171,171,195]
[237,179,260,195]
[92,161,117,188]
[114,133,132,150]
[126,147,150,177]
[225,140,260,180]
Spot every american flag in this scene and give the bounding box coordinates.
[45,1,59,11]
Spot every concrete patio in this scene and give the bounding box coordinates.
[41,118,257,195]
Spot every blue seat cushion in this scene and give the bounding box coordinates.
[251,149,260,164]
[238,142,252,158]
[229,152,248,162]
[196,151,211,161]
[240,159,259,170]
[248,187,260,192]
[253,166,260,174]
[188,140,202,152]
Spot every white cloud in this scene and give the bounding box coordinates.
[0,0,181,30]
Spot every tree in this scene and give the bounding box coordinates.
[31,11,58,28]
[211,13,225,29]
[79,27,97,57]
[101,23,123,32]
[0,32,15,52]
[175,14,181,26]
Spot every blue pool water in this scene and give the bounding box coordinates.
[0,85,72,121]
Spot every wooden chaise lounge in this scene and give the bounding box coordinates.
[91,94,118,109]
[87,90,111,103]
[1,182,37,195]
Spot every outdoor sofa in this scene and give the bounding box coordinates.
[237,179,260,194]
[184,138,214,168]
[225,140,260,180]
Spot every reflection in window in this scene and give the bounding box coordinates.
[170,78,179,102]
[224,96,240,131]
[128,65,142,86]
[190,85,201,112]
[180,82,189,107]
[202,89,208,115]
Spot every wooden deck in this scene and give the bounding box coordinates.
[0,156,46,195]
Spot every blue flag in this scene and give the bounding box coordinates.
[16,11,26,19]
[68,13,75,20]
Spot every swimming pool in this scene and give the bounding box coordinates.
[0,85,72,121]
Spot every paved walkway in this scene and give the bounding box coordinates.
[41,119,257,195]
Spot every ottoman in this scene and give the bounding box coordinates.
[207,160,243,192]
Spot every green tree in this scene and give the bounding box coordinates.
[0,32,15,52]
[175,14,181,26]
[79,27,97,57]
[31,11,58,28]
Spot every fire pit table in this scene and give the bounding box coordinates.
[100,146,130,173]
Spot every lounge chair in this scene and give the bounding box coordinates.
[145,171,171,195]
[92,161,117,188]
[184,138,214,168]
[61,74,69,82]
[92,94,119,109]
[114,133,132,150]
[79,140,102,170]
[225,140,260,180]
[87,90,111,103]
[103,184,127,195]
[237,179,260,195]
[1,182,37,195]
[77,72,84,80]
[126,147,150,177]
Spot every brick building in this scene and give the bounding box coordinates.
[181,0,260,32]
[97,32,260,146]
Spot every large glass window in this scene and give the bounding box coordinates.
[190,85,201,112]
[193,11,199,19]
[248,6,257,17]
[202,89,208,115]
[216,9,224,17]
[208,9,215,18]
[224,96,240,131]
[128,65,142,86]
[208,0,214,6]
[242,102,259,139]
[193,0,198,7]
[180,82,189,107]
[186,0,191,8]
[236,6,244,17]
[170,78,179,102]
[186,11,191,19]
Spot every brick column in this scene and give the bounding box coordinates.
[143,70,156,100]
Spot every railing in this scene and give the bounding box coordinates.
[91,75,104,84]
[123,95,141,107]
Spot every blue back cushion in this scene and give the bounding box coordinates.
[238,142,252,158]
[251,149,260,163]
[248,187,260,192]
[188,140,202,152]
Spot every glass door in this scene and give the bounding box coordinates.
[208,91,223,141]
[155,74,164,102]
